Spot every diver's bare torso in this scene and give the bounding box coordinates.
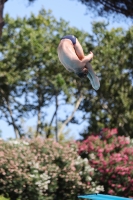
[57,39,83,73]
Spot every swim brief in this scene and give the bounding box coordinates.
[61,35,76,45]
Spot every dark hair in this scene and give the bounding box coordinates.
[77,72,87,78]
[76,67,88,79]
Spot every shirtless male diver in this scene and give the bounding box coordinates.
[57,35,100,90]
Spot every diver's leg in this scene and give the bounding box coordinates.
[74,38,85,60]
[74,38,93,63]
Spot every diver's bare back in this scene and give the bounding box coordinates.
[57,39,82,73]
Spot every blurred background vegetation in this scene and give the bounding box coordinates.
[0,0,133,199]
[0,9,133,140]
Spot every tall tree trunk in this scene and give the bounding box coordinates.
[57,94,83,137]
[6,100,20,139]
[55,94,58,142]
[0,0,7,37]
[46,109,56,138]
[36,105,41,137]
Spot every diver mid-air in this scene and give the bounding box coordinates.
[57,35,100,90]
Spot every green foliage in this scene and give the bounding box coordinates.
[0,9,93,139]
[80,22,133,138]
[75,0,133,19]
[0,138,102,200]
[0,196,9,200]
[1,8,133,140]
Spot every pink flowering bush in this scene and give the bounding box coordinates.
[0,138,100,200]
[78,128,133,197]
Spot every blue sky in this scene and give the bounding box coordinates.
[0,0,132,140]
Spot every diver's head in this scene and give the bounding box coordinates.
[76,67,88,79]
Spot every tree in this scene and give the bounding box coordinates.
[0,9,94,140]
[1,0,133,38]
[0,14,33,138]
[80,22,133,139]
[2,9,133,140]
[75,0,133,19]
[0,0,36,37]
[0,0,7,37]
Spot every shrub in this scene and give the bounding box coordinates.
[78,128,133,197]
[0,138,102,200]
[0,196,9,200]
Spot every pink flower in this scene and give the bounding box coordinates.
[108,189,114,194]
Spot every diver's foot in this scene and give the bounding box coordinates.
[87,72,100,90]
